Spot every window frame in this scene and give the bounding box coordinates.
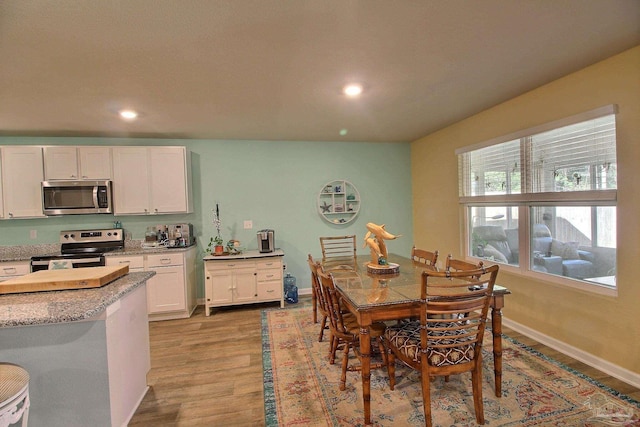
[457,106,617,296]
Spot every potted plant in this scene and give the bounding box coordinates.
[207,206,224,255]
[208,235,224,255]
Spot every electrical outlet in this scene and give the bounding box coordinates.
[30,229,37,239]
[244,220,253,229]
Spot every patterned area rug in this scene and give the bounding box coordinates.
[262,306,640,426]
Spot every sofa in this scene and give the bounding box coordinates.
[532,224,596,279]
[472,225,519,265]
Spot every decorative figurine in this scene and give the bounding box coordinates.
[363,222,401,274]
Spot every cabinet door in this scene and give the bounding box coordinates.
[147,265,186,314]
[79,146,112,179]
[112,147,150,214]
[1,146,45,218]
[43,146,78,179]
[105,255,144,271]
[0,261,30,282]
[148,147,189,214]
[208,269,234,305]
[234,268,258,303]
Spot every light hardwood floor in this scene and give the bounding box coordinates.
[129,296,639,426]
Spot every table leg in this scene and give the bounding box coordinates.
[359,325,372,425]
[491,295,505,397]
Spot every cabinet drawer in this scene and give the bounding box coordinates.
[256,259,282,270]
[257,268,282,282]
[106,255,144,270]
[257,280,283,299]
[147,252,183,268]
[0,262,30,279]
[205,260,256,272]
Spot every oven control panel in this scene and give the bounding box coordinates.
[60,228,124,243]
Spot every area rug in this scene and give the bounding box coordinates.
[262,306,640,426]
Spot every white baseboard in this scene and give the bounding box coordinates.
[503,317,640,390]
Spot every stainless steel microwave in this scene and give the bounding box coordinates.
[42,180,113,215]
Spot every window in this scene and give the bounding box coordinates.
[457,105,617,291]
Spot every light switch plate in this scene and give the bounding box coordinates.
[244,220,253,229]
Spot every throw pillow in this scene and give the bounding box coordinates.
[482,244,509,263]
[550,239,580,260]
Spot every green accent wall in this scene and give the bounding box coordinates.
[0,137,413,297]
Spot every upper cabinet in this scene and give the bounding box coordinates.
[43,146,112,180]
[112,146,193,215]
[0,146,46,219]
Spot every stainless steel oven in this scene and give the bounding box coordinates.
[30,228,124,272]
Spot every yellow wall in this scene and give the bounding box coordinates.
[411,46,640,375]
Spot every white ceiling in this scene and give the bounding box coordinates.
[1,0,639,143]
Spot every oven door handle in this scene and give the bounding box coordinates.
[31,257,104,267]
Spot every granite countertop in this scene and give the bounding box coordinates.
[203,248,284,261]
[0,271,155,328]
[0,241,197,262]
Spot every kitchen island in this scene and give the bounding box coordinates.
[0,271,155,427]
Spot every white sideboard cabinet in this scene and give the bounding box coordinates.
[204,249,285,316]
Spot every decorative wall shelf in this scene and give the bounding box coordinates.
[317,180,360,225]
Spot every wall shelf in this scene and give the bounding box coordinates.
[317,180,360,224]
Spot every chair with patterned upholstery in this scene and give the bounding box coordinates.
[318,268,388,390]
[411,246,439,267]
[383,265,499,427]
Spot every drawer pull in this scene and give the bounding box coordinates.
[266,274,274,278]
[3,267,16,274]
[266,289,274,293]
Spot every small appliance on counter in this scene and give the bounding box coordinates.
[257,229,275,253]
[167,223,195,248]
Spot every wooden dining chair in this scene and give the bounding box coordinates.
[383,264,499,427]
[411,246,439,267]
[445,254,484,278]
[318,268,388,390]
[308,254,329,342]
[319,235,357,271]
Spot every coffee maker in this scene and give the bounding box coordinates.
[257,229,275,253]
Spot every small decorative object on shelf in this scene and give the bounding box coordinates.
[363,222,401,274]
[317,179,360,224]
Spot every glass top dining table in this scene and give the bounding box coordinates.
[322,254,511,426]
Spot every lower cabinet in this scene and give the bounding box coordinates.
[204,250,284,316]
[0,261,30,282]
[106,246,196,321]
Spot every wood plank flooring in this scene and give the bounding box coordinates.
[129,296,639,426]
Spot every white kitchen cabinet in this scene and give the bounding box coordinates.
[111,146,192,215]
[204,250,284,316]
[0,261,30,282]
[105,246,196,321]
[0,146,45,219]
[43,146,112,180]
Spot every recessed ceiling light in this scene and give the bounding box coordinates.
[343,83,363,97]
[339,129,348,136]
[119,109,138,121]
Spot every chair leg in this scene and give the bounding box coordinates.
[421,372,433,427]
[318,315,327,342]
[340,342,350,391]
[472,366,485,425]
[329,334,337,364]
[387,352,396,390]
